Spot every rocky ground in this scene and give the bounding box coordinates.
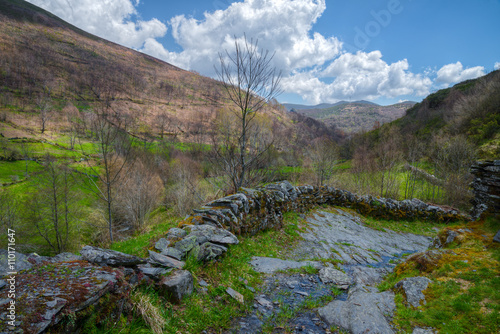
[226,209,434,334]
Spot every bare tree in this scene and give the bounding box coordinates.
[432,135,476,207]
[402,135,425,199]
[214,35,282,192]
[0,188,18,232]
[79,82,135,243]
[36,93,52,134]
[375,127,403,198]
[309,136,339,187]
[113,157,163,231]
[155,110,172,140]
[26,156,80,254]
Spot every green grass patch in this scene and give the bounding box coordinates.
[358,211,462,236]
[385,219,500,333]
[0,160,43,184]
[110,208,181,257]
[105,210,309,333]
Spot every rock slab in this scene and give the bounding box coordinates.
[148,250,185,269]
[80,246,146,267]
[319,286,396,334]
[249,257,323,274]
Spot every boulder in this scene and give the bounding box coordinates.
[395,277,432,308]
[158,270,194,303]
[318,267,351,289]
[148,250,185,269]
[406,250,451,273]
[185,224,239,245]
[80,246,147,267]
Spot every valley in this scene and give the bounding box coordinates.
[0,0,499,333]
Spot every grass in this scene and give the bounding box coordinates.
[325,206,464,237]
[0,160,43,184]
[110,208,182,257]
[379,216,500,333]
[104,211,308,333]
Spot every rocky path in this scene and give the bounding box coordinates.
[226,208,433,334]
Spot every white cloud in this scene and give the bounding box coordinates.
[25,0,167,49]
[436,62,485,85]
[495,62,500,70]
[24,0,438,104]
[282,51,432,104]
[163,0,342,74]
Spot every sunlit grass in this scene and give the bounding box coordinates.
[381,218,500,333]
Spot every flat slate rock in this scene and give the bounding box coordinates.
[292,210,432,265]
[319,286,396,334]
[154,238,170,252]
[196,242,227,262]
[81,246,147,267]
[148,250,185,269]
[185,224,239,245]
[166,227,187,240]
[413,328,436,334]
[351,266,391,286]
[226,287,244,303]
[160,247,184,261]
[137,265,171,279]
[249,257,323,274]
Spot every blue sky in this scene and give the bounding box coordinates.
[27,0,500,105]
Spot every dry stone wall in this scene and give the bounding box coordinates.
[178,181,468,236]
[471,160,500,219]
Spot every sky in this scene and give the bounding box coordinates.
[25,0,500,106]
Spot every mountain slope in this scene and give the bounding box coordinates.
[394,70,500,158]
[0,0,342,147]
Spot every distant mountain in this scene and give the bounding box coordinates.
[283,100,378,111]
[286,101,416,134]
